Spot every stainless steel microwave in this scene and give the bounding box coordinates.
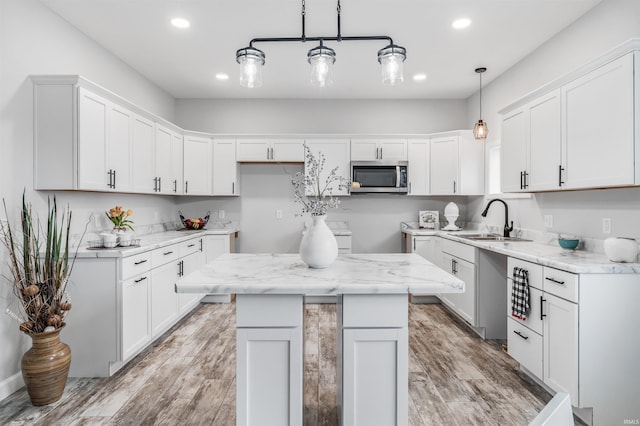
[350,161,408,193]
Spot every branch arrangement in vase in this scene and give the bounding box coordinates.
[291,145,350,216]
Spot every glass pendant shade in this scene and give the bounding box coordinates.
[473,119,489,140]
[378,44,406,85]
[236,47,265,88]
[308,44,336,87]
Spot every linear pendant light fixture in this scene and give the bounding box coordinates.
[236,0,406,88]
[473,67,489,141]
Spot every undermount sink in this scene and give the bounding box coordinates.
[459,234,531,242]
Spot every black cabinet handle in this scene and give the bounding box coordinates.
[453,181,457,194]
[158,177,161,192]
[163,251,174,256]
[134,259,148,265]
[232,182,235,194]
[558,165,565,187]
[520,171,524,190]
[173,179,177,193]
[134,276,148,283]
[523,171,529,189]
[199,239,203,252]
[513,330,529,340]
[545,277,565,285]
[113,170,117,188]
[540,296,547,321]
[187,243,196,248]
[185,181,189,193]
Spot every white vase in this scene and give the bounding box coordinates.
[299,215,338,269]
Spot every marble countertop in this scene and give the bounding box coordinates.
[401,224,640,274]
[176,253,464,295]
[75,226,239,259]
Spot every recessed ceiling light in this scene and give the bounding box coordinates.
[452,18,471,29]
[171,18,190,29]
[215,73,230,81]
[413,73,427,82]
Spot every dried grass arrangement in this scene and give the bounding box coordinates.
[1,193,84,334]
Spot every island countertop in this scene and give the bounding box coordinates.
[175,253,464,295]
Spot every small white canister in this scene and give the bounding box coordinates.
[604,237,639,263]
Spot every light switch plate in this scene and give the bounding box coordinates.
[544,215,553,228]
[602,218,611,234]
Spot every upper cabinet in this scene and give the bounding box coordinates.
[500,46,639,193]
[213,139,238,195]
[430,132,484,196]
[131,114,155,193]
[351,139,407,161]
[183,134,212,195]
[236,138,304,162]
[407,139,429,196]
[304,139,351,196]
[154,124,183,194]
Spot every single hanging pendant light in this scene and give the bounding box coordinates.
[378,44,406,85]
[236,47,266,88]
[308,41,336,87]
[473,67,489,141]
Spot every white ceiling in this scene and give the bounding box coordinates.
[39,0,601,100]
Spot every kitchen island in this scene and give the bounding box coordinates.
[176,253,463,426]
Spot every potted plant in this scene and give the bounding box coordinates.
[291,145,350,268]
[1,194,84,405]
[105,205,134,232]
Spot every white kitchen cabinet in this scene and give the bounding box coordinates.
[202,233,236,303]
[77,87,110,190]
[405,235,438,265]
[150,260,180,337]
[122,272,151,361]
[178,246,206,314]
[154,124,183,194]
[131,114,155,193]
[562,53,635,189]
[213,139,238,195]
[183,134,212,195]
[430,131,484,195]
[407,139,430,195]
[501,90,562,192]
[543,292,578,399]
[350,139,407,161]
[440,251,475,324]
[304,139,351,196]
[107,103,134,192]
[236,138,304,162]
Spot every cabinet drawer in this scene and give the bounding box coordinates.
[507,257,543,290]
[179,238,202,258]
[507,279,543,335]
[121,251,152,280]
[440,238,475,263]
[543,267,578,302]
[507,318,543,379]
[152,244,180,266]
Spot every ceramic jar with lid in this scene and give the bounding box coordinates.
[604,237,639,262]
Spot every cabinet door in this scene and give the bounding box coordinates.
[151,261,180,337]
[206,235,231,263]
[178,251,205,314]
[213,139,238,195]
[78,87,109,190]
[351,140,379,161]
[528,90,562,191]
[108,103,133,192]
[305,139,351,196]
[236,139,269,161]
[412,236,438,265]
[563,53,634,189]
[271,139,304,162]
[122,273,151,360]
[171,132,183,194]
[183,135,212,195]
[543,293,578,401]
[430,136,459,195]
[379,139,407,161]
[500,108,527,192]
[131,114,155,193]
[154,125,174,194]
[439,252,475,324]
[407,139,429,195]
[342,328,408,426]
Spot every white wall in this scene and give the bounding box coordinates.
[466,0,640,241]
[0,0,178,398]
[175,98,474,253]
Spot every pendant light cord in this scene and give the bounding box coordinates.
[479,71,482,119]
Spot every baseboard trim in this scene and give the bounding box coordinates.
[0,371,24,401]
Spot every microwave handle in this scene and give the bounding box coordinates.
[396,166,401,188]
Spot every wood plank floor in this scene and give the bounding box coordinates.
[1,302,562,425]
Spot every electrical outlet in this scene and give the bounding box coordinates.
[218,210,225,219]
[544,215,553,228]
[276,209,283,219]
[602,218,611,234]
[93,213,101,228]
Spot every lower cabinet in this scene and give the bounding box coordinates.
[543,292,578,399]
[65,235,206,377]
[438,239,477,325]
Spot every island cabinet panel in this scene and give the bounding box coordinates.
[338,294,408,426]
[236,294,303,426]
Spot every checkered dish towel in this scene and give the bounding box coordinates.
[511,267,530,320]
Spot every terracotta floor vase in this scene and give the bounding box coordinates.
[21,324,71,406]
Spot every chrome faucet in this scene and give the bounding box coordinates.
[481,199,513,238]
